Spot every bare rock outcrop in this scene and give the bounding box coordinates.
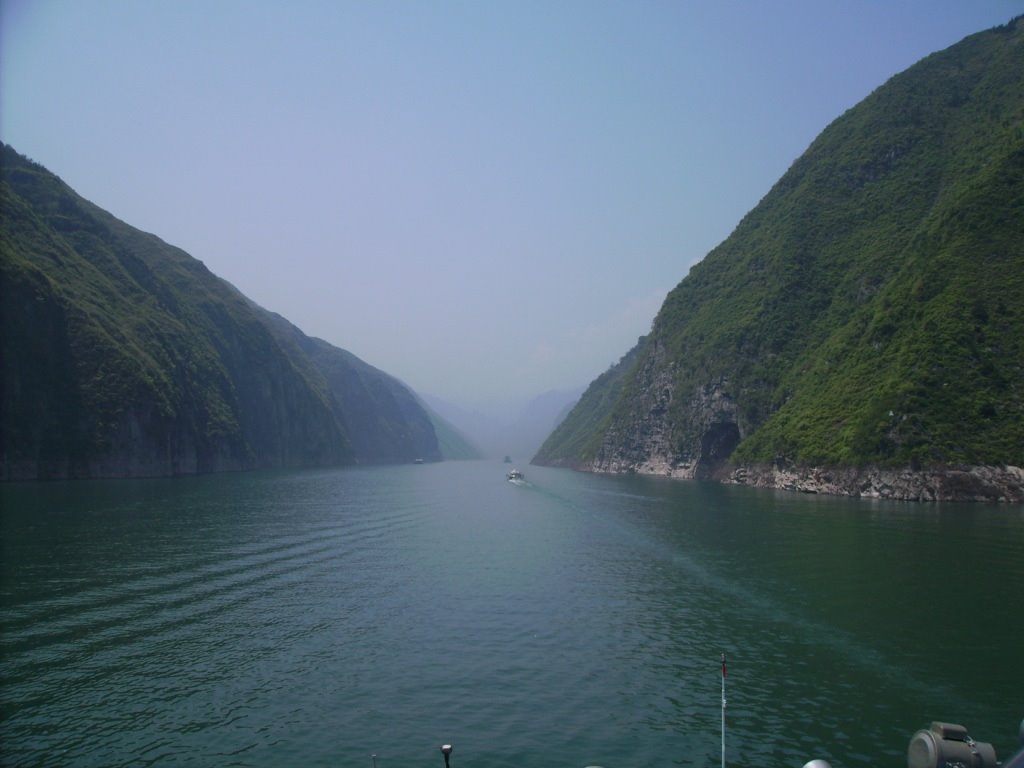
[589,339,743,480]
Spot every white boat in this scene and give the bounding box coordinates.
[506,469,524,481]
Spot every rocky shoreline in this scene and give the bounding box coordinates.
[561,456,1024,502]
[724,463,1024,503]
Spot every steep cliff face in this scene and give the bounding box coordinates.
[591,338,744,479]
[534,18,1024,499]
[1,144,443,479]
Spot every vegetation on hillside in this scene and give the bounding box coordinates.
[536,17,1024,471]
[422,408,483,460]
[1,144,446,478]
[533,338,647,466]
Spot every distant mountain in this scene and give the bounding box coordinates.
[415,398,483,460]
[0,144,445,479]
[255,307,444,465]
[534,18,1024,501]
[500,388,584,461]
[425,388,582,462]
[429,413,484,460]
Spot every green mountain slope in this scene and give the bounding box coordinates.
[534,18,1024,493]
[533,338,646,467]
[421,406,483,460]
[252,307,445,464]
[1,144,445,479]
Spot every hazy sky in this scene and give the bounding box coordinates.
[2,1,1019,407]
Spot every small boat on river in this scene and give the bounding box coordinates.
[506,468,524,481]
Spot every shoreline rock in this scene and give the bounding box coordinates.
[563,458,1024,502]
[723,463,1024,502]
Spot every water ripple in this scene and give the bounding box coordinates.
[1,465,1021,768]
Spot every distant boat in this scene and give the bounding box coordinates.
[503,455,512,463]
[507,469,524,481]
[414,458,424,464]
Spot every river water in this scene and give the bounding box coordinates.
[1,461,1022,767]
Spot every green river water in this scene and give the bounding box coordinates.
[2,461,1022,767]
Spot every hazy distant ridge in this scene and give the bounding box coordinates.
[424,388,582,461]
[534,18,1024,501]
[0,144,447,479]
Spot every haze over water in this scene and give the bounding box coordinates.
[2,462,1022,767]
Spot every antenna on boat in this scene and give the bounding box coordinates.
[721,653,727,768]
[440,743,453,768]
[370,754,377,768]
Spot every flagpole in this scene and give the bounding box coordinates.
[721,653,727,768]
